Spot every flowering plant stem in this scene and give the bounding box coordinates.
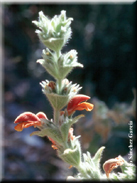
[57,79,62,94]
[54,109,60,125]
[13,10,136,181]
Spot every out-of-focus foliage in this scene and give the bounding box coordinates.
[2,3,136,180]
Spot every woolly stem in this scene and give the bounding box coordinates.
[54,109,60,126]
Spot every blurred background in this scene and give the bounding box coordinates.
[2,3,136,180]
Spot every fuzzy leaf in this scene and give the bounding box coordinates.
[59,145,81,167]
[30,127,63,144]
[70,114,85,126]
[45,93,70,110]
[60,115,84,142]
[92,146,105,168]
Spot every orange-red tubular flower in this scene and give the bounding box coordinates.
[36,112,48,119]
[103,156,124,178]
[14,112,47,132]
[67,94,94,116]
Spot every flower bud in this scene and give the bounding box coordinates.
[38,49,83,80]
[32,10,73,52]
[57,50,83,79]
[37,48,59,80]
[40,80,82,110]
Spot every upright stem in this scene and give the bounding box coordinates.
[56,50,62,95]
[54,78,62,125]
[53,49,62,125]
[56,50,61,58]
[54,108,60,126]
[57,79,62,94]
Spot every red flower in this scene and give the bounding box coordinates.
[36,112,48,119]
[103,156,124,178]
[14,112,47,132]
[67,94,94,116]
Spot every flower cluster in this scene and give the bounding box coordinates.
[39,79,82,110]
[32,10,73,52]
[37,47,83,81]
